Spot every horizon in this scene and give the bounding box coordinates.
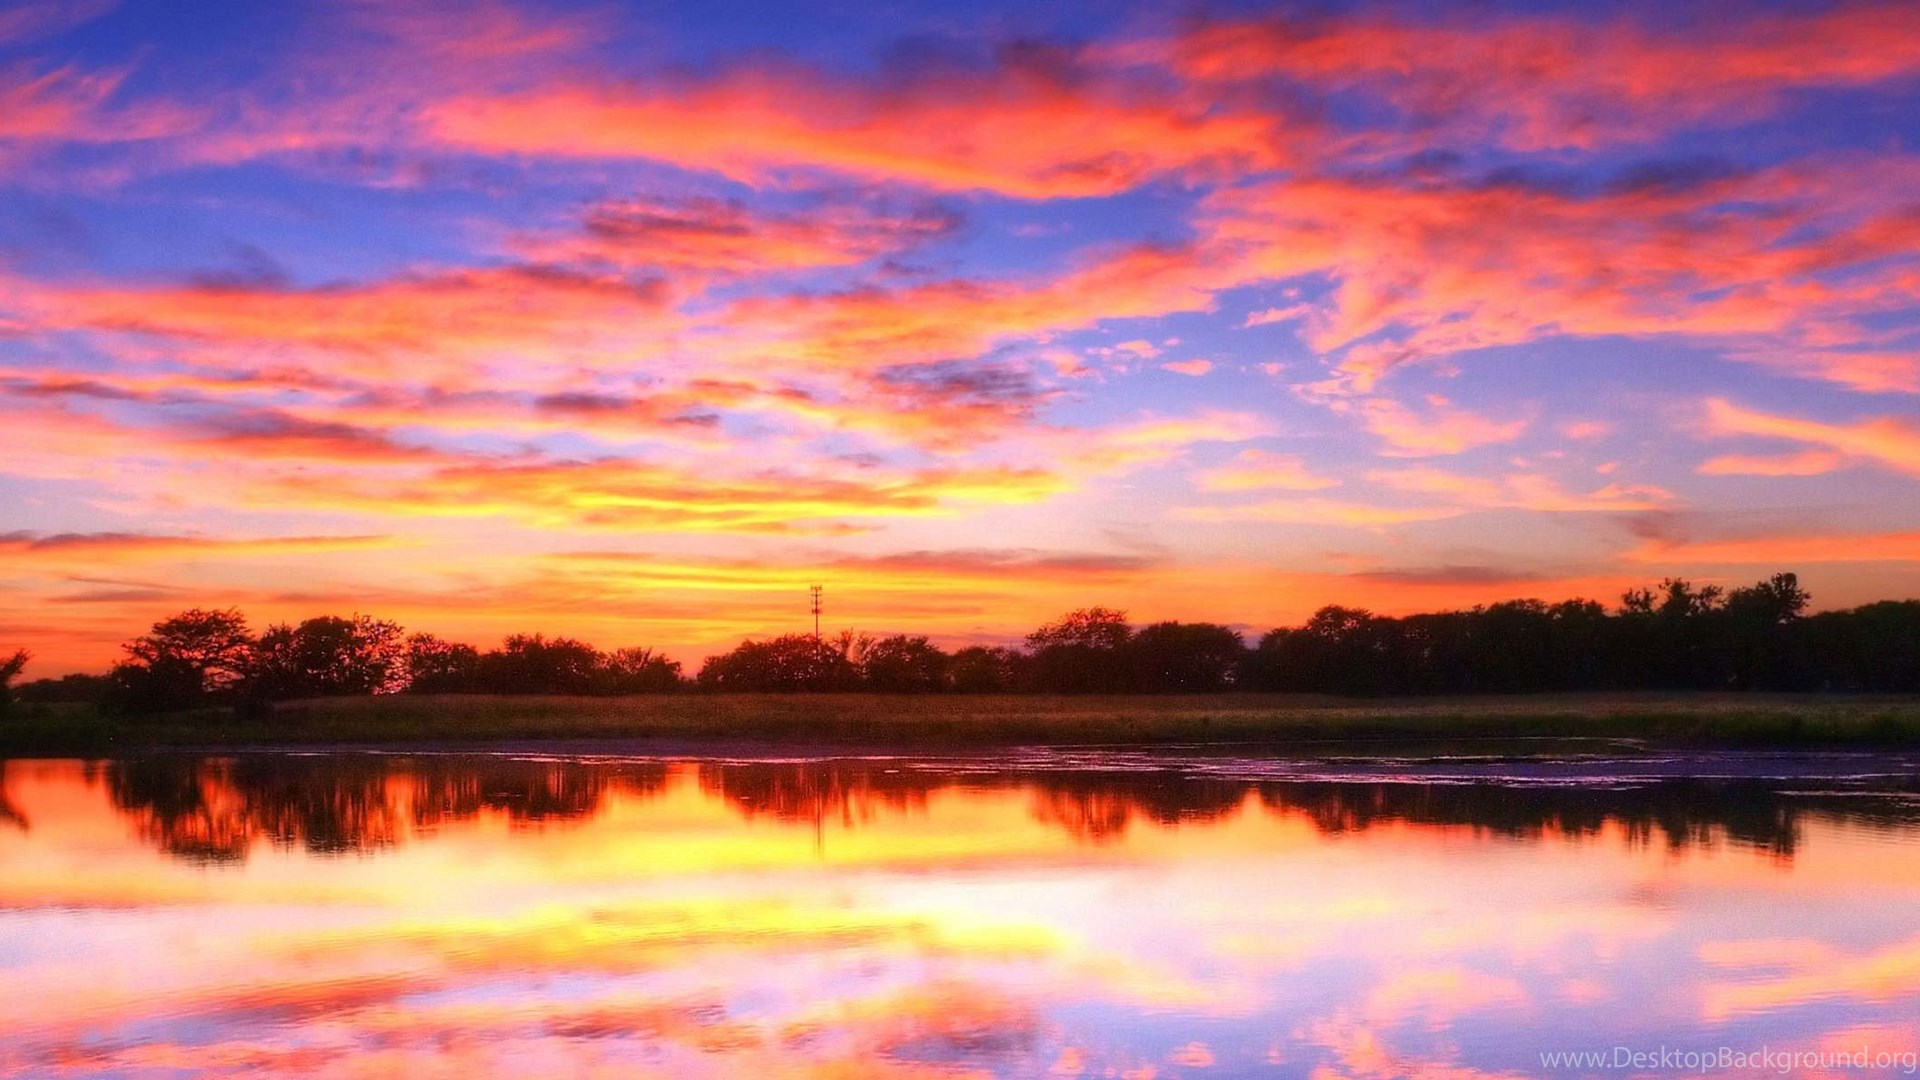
[0,565,1867,680]
[7,564,1896,680]
[6,0,1920,675]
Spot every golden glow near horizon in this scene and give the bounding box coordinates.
[4,758,1920,1076]
[6,2,1920,672]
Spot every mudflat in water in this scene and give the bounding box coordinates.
[4,749,1920,1077]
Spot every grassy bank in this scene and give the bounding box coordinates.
[6,692,1920,755]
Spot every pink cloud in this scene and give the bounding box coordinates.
[1345,396,1528,457]
[420,50,1293,198]
[1160,359,1213,377]
[1704,398,1920,477]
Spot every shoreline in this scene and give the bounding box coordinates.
[8,691,1920,757]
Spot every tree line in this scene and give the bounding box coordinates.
[4,571,1920,715]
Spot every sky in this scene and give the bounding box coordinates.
[3,0,1920,674]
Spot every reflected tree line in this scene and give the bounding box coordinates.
[96,756,670,861]
[9,571,1920,714]
[21,754,1918,863]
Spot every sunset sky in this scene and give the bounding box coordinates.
[5,0,1920,673]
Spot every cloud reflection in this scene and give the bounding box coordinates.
[3,756,1920,1076]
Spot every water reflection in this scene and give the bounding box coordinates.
[2,751,1919,1077]
[52,752,1920,861]
[103,756,671,861]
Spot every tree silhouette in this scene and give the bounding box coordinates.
[1800,600,1920,692]
[9,671,111,705]
[949,645,1023,692]
[1025,608,1132,692]
[860,635,950,691]
[1026,607,1131,650]
[401,633,482,693]
[0,649,28,715]
[23,568,1920,710]
[123,608,253,694]
[1723,573,1811,689]
[698,634,860,691]
[476,635,606,695]
[105,609,256,713]
[1123,622,1243,691]
[250,615,407,699]
[600,646,683,693]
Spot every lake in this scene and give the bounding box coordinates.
[4,748,1920,1077]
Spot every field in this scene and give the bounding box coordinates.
[6,692,1920,755]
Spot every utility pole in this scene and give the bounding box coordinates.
[809,584,823,639]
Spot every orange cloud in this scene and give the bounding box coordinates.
[0,531,397,563]
[1560,420,1611,441]
[23,266,675,382]
[421,50,1291,198]
[1175,498,1465,527]
[1697,450,1852,477]
[255,457,1066,534]
[719,241,1227,375]
[1346,396,1527,457]
[1202,162,1920,396]
[1197,450,1339,493]
[1740,350,1920,395]
[1367,465,1673,514]
[1056,410,1268,474]
[1165,4,1920,150]
[1704,399,1920,477]
[1628,530,1920,565]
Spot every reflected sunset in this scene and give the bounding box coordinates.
[5,754,1920,1077]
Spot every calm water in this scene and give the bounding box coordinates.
[5,749,1920,1078]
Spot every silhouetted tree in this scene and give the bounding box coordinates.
[249,615,407,699]
[475,635,605,695]
[948,645,1023,692]
[1724,572,1810,689]
[107,657,206,714]
[123,608,253,695]
[599,647,684,693]
[1123,622,1245,692]
[0,649,28,715]
[697,634,859,691]
[402,633,482,693]
[861,635,950,691]
[21,569,1920,704]
[831,629,876,668]
[1547,599,1614,689]
[1248,606,1401,694]
[1027,607,1132,650]
[1025,608,1132,692]
[12,671,112,705]
[1232,572,1873,697]
[1464,600,1559,691]
[1613,578,1727,688]
[1798,600,1920,692]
